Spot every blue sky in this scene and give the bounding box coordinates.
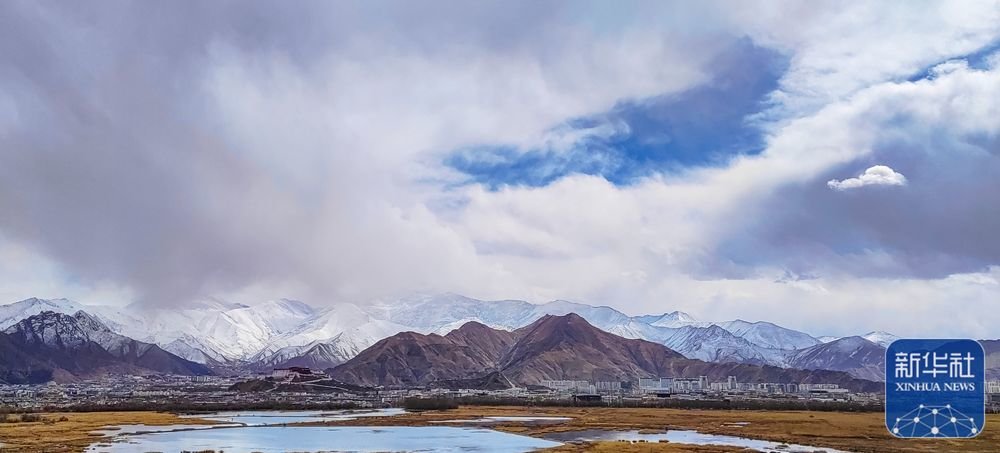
[1,1,1000,337]
[447,39,787,188]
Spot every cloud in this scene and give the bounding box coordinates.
[827,165,907,190]
[0,1,729,306]
[0,1,999,338]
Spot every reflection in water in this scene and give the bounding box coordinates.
[86,426,562,453]
[89,409,405,437]
[542,429,853,453]
[432,415,571,425]
[181,408,407,426]
[89,423,239,436]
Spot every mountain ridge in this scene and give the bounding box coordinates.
[0,295,922,382]
[0,311,211,383]
[329,314,883,392]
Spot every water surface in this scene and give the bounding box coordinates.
[542,429,853,453]
[181,408,405,426]
[433,415,571,425]
[86,426,562,453]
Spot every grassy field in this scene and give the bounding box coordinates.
[0,411,216,452]
[0,406,997,452]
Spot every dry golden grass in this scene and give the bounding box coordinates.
[0,411,215,453]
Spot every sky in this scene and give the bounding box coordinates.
[1,0,999,338]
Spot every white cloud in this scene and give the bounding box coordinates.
[2,2,1000,336]
[827,165,908,190]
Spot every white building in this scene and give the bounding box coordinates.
[541,380,591,392]
[595,381,622,392]
[639,377,673,394]
[672,378,702,393]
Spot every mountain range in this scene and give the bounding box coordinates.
[0,311,210,384]
[328,314,882,392]
[1,294,995,383]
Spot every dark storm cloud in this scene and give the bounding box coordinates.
[1,0,715,306]
[711,124,1000,280]
[0,0,567,305]
[0,2,313,304]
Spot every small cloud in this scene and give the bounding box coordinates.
[827,165,907,191]
[929,59,968,78]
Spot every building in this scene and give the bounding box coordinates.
[272,367,314,379]
[727,376,738,390]
[595,381,622,392]
[987,381,1000,395]
[800,383,839,391]
[672,378,702,393]
[540,380,590,392]
[638,378,659,389]
[638,377,673,394]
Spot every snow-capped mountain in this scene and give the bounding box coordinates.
[366,296,818,369]
[646,311,699,328]
[108,298,318,364]
[250,303,411,368]
[0,295,898,378]
[715,320,821,350]
[0,298,92,330]
[788,336,886,381]
[862,331,899,348]
[2,310,211,381]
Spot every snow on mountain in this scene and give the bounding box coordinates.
[788,336,886,381]
[0,298,92,330]
[530,300,633,332]
[274,342,355,370]
[862,331,899,348]
[252,303,413,366]
[716,320,820,350]
[6,310,162,360]
[3,310,212,378]
[119,298,318,363]
[432,318,486,335]
[162,337,221,365]
[4,310,106,348]
[647,311,698,328]
[658,325,790,366]
[817,336,839,343]
[370,294,638,336]
[0,294,882,374]
[369,293,536,332]
[367,297,796,368]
